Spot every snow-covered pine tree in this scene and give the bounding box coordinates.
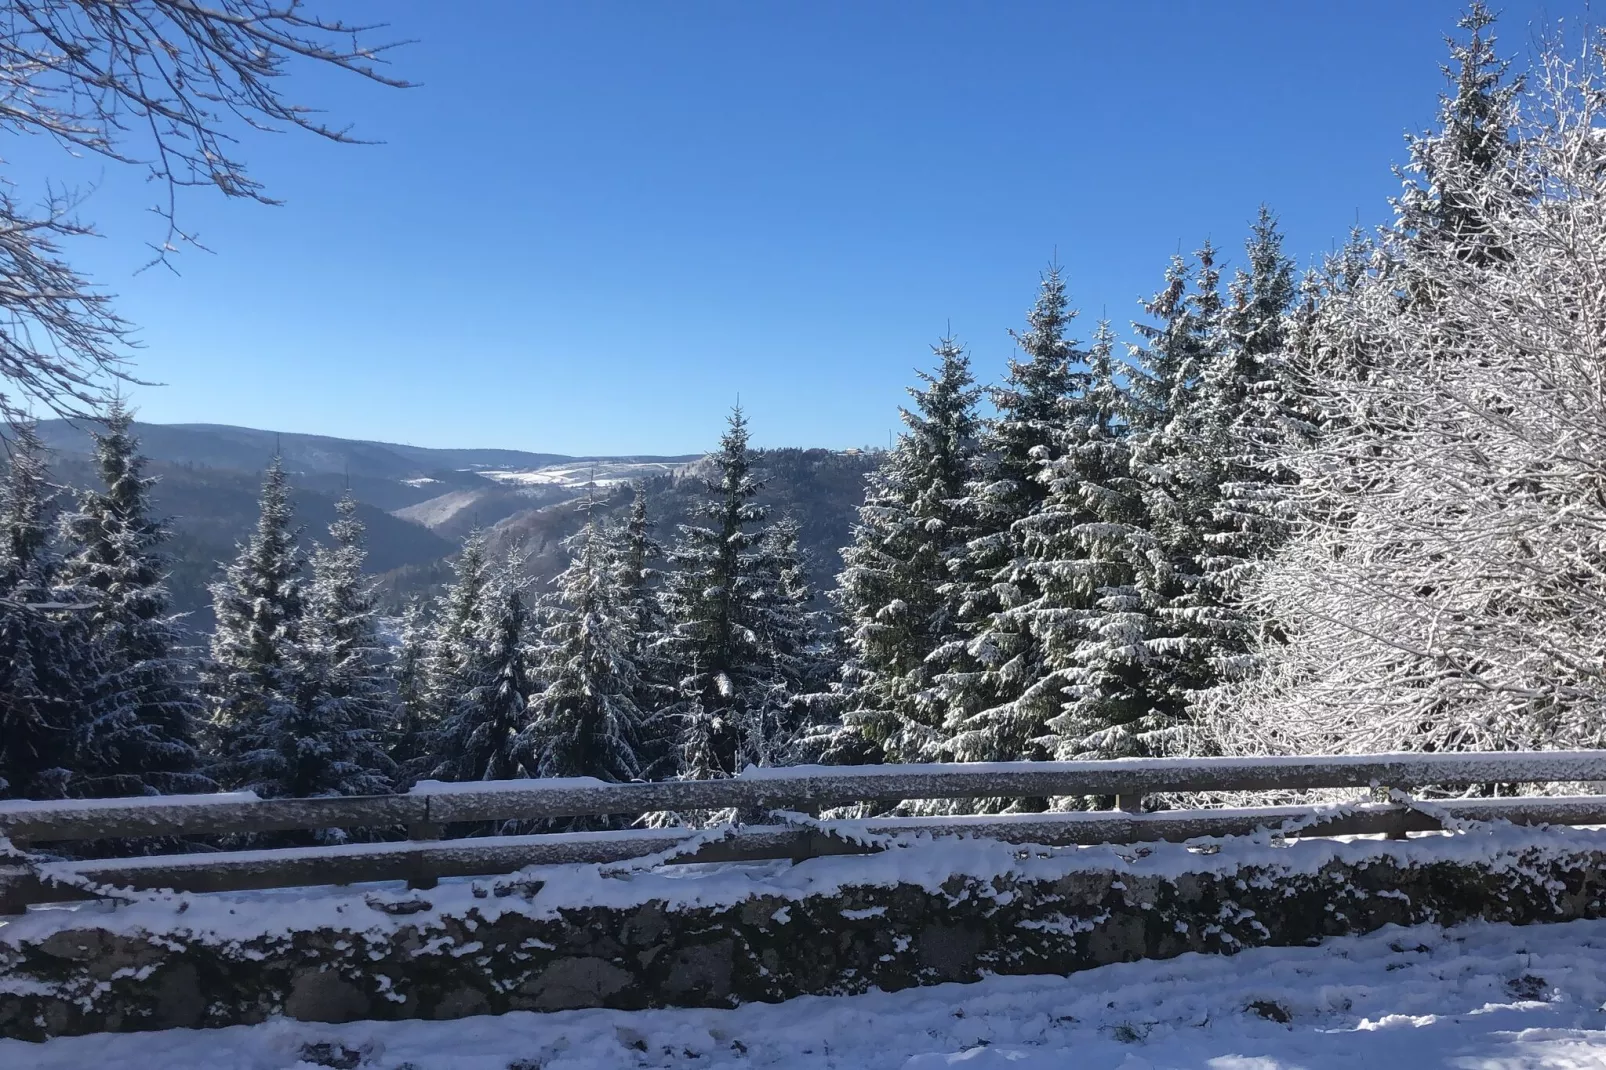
[618,481,675,772]
[835,337,981,764]
[1030,320,1153,765]
[202,457,310,796]
[388,598,434,787]
[657,406,796,777]
[58,401,210,797]
[290,491,397,800]
[935,268,1086,769]
[743,515,819,768]
[1192,210,1299,688]
[1119,245,1228,751]
[522,511,644,791]
[428,562,535,783]
[0,425,94,799]
[1398,1,1519,268]
[422,528,493,731]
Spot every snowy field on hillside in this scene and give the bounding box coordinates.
[9,918,1606,1070]
[476,460,690,488]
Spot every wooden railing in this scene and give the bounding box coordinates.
[3,751,1606,914]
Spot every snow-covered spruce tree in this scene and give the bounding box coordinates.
[388,598,434,787]
[0,426,94,799]
[1398,1,1520,269]
[1028,320,1154,765]
[835,337,982,764]
[428,563,535,783]
[1204,30,1606,758]
[522,511,644,795]
[743,515,821,768]
[618,481,675,772]
[290,491,397,800]
[207,466,394,803]
[201,457,307,794]
[422,528,493,733]
[934,267,1085,769]
[1203,209,1299,612]
[58,402,210,797]
[657,407,808,777]
[1116,245,1231,752]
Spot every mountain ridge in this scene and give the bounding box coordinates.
[26,420,877,628]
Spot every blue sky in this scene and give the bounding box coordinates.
[16,1,1573,456]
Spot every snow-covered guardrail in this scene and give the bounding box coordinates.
[2,751,1605,913]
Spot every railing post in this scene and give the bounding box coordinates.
[1115,793,1143,815]
[407,814,444,891]
[1379,785,1410,839]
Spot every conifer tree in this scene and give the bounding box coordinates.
[1399,1,1519,266]
[0,426,92,799]
[429,569,535,783]
[423,528,493,731]
[292,491,396,798]
[1031,321,1153,763]
[388,598,434,787]
[523,512,644,788]
[1120,246,1227,749]
[744,515,818,767]
[658,407,802,776]
[1201,209,1298,669]
[619,481,673,767]
[59,402,209,796]
[935,268,1086,767]
[836,337,981,763]
[202,456,307,794]
[206,467,393,802]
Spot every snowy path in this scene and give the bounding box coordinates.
[8,918,1606,1069]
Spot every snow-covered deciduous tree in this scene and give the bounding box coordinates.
[0,3,405,430]
[836,337,981,763]
[1205,27,1606,758]
[59,401,210,796]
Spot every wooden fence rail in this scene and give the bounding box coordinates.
[3,751,1605,913]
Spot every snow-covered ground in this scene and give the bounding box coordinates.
[477,460,690,489]
[8,917,1606,1069]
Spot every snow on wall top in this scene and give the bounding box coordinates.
[3,820,1604,956]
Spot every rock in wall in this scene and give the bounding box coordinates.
[3,830,1605,1041]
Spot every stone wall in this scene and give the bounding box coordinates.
[4,831,1606,1042]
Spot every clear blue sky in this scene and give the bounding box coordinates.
[14,0,1575,456]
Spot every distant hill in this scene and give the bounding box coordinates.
[28,420,876,631]
[34,421,576,482]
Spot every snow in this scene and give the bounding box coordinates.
[8,917,1606,1068]
[477,461,690,489]
[6,821,1605,951]
[0,791,261,816]
[733,751,1606,782]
